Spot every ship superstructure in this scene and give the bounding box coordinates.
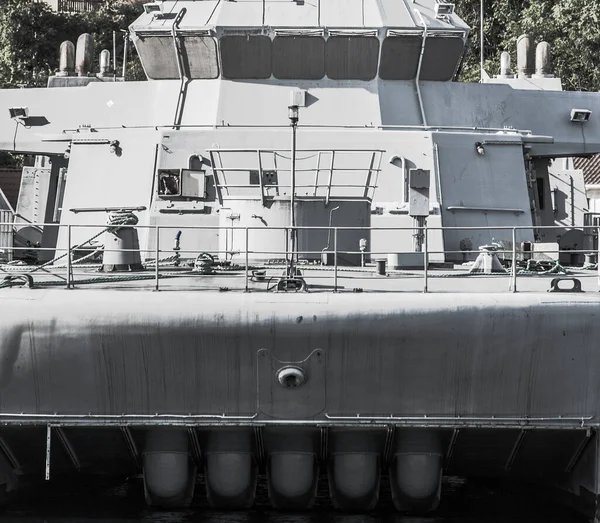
[0,0,600,519]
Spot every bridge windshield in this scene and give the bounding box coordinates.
[132,33,464,82]
[134,34,219,80]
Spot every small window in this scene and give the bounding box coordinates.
[420,37,464,81]
[135,36,180,80]
[220,35,272,79]
[380,36,422,80]
[326,36,379,80]
[181,36,219,79]
[134,35,219,80]
[158,170,181,197]
[273,36,325,80]
[158,169,206,198]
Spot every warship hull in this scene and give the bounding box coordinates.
[0,290,599,517]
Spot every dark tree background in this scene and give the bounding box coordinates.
[457,0,600,91]
[0,0,144,166]
[0,0,145,89]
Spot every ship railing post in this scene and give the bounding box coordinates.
[245,227,249,292]
[334,227,338,292]
[154,225,160,291]
[45,424,51,481]
[423,224,428,293]
[66,224,72,289]
[512,227,518,293]
[597,226,600,292]
[285,227,289,271]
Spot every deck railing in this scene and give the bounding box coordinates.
[0,221,599,294]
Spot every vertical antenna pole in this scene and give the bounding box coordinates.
[112,31,117,73]
[122,33,129,79]
[287,104,299,278]
[290,122,297,276]
[480,0,484,82]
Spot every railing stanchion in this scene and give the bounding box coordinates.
[334,227,338,292]
[154,226,160,291]
[512,228,517,293]
[66,225,72,289]
[423,225,428,293]
[597,226,600,292]
[245,227,249,292]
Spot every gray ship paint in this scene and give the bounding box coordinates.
[0,0,599,519]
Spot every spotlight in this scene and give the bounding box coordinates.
[288,105,299,125]
[143,1,163,15]
[475,142,485,156]
[435,2,455,18]
[9,107,28,119]
[571,109,591,123]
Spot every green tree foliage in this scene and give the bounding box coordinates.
[0,0,145,89]
[457,0,600,91]
[0,0,146,166]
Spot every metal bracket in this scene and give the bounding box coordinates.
[120,427,141,471]
[276,277,307,292]
[549,277,583,293]
[2,274,33,288]
[445,428,460,469]
[505,429,526,471]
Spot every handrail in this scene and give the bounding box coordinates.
[1,221,600,295]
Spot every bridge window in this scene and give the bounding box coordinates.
[183,36,219,79]
[420,36,464,81]
[326,36,379,80]
[220,35,272,79]
[134,35,219,80]
[379,36,421,80]
[158,169,181,197]
[273,36,325,80]
[135,36,180,80]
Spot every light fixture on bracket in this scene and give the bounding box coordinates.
[475,142,485,156]
[570,109,591,123]
[9,107,29,120]
[435,2,455,18]
[143,1,165,18]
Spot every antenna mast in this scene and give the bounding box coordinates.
[480,0,484,82]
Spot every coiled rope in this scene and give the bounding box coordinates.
[107,210,139,231]
[193,253,215,274]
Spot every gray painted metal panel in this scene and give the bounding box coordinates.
[0,291,599,422]
[2,80,600,156]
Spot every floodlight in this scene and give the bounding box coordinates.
[435,2,455,18]
[143,2,163,15]
[288,105,299,125]
[9,107,28,119]
[571,109,591,123]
